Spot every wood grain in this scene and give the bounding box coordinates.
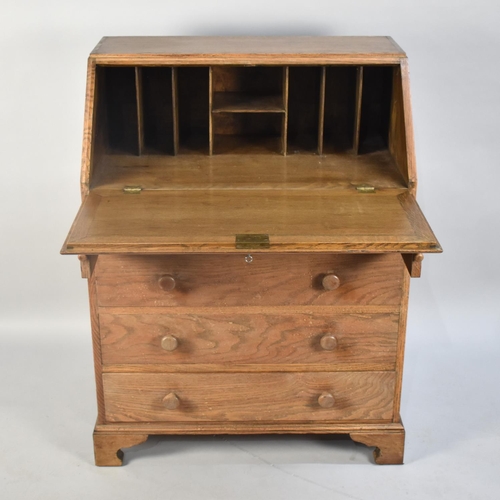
[94,254,404,307]
[103,371,395,422]
[99,311,399,366]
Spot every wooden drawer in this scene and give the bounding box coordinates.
[95,253,404,307]
[100,311,399,368]
[103,371,395,422]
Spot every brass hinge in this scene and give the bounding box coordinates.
[123,185,142,194]
[355,184,376,193]
[235,234,270,249]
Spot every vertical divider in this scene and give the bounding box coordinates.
[171,67,179,156]
[208,67,213,155]
[134,67,144,155]
[317,66,326,155]
[353,66,364,154]
[282,66,289,156]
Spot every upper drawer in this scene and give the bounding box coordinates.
[95,254,404,307]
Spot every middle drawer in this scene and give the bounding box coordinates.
[100,311,399,367]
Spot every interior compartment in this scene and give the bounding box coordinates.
[141,67,175,155]
[92,63,404,182]
[101,66,139,155]
[177,67,209,153]
[359,66,393,154]
[212,113,283,154]
[287,67,322,153]
[211,66,285,112]
[322,66,357,153]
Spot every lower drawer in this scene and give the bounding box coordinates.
[102,372,395,423]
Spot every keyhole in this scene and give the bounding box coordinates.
[245,254,253,264]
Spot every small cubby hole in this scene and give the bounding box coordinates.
[177,67,210,154]
[321,65,395,155]
[141,67,175,155]
[100,66,139,155]
[97,66,177,156]
[287,66,322,154]
[323,66,357,153]
[358,66,394,154]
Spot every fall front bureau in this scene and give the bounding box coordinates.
[62,36,441,465]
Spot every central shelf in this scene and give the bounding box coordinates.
[212,93,285,113]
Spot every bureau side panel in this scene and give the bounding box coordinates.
[88,261,106,424]
[393,264,410,421]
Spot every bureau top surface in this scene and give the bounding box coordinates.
[91,36,405,64]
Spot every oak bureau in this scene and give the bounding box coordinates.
[61,36,441,466]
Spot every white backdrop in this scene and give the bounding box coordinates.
[1,2,499,499]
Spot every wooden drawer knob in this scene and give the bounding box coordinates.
[161,335,179,351]
[322,273,340,291]
[158,275,176,291]
[162,392,180,410]
[320,334,338,350]
[318,392,335,408]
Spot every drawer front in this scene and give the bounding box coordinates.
[103,372,395,422]
[100,312,399,367]
[95,254,404,307]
